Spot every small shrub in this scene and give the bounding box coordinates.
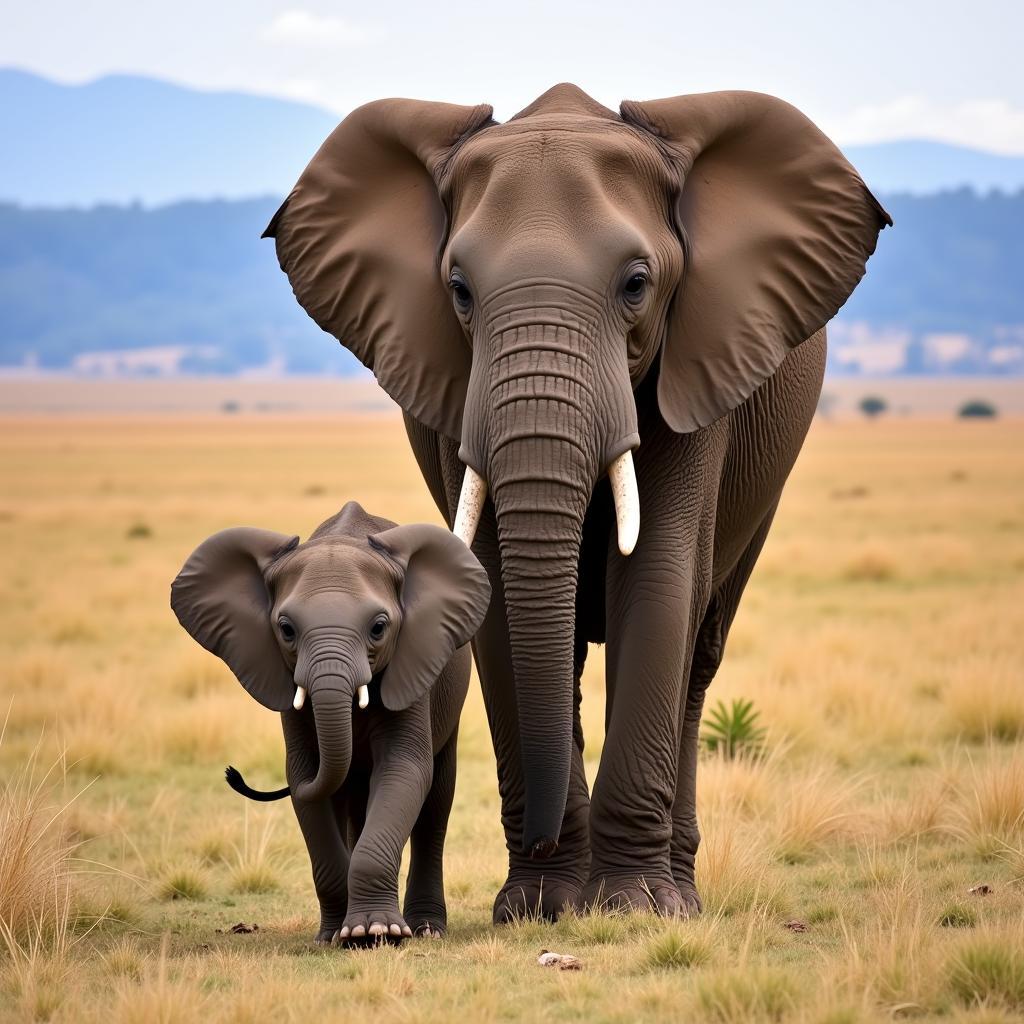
[842,547,897,582]
[958,399,997,419]
[859,395,888,418]
[939,903,977,929]
[947,939,1024,1009]
[702,699,766,760]
[221,400,241,414]
[125,521,152,539]
[645,924,714,969]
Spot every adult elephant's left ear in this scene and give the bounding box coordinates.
[621,91,892,433]
[265,99,494,442]
[368,524,491,712]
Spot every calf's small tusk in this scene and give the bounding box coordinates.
[293,686,307,711]
[453,465,487,548]
[608,450,640,557]
[357,685,369,710]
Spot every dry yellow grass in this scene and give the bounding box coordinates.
[1,409,1023,1022]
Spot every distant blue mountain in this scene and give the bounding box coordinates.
[0,68,339,206]
[844,139,1024,196]
[2,69,1023,205]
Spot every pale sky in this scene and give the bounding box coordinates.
[6,0,1024,153]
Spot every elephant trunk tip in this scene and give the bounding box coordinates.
[528,836,559,860]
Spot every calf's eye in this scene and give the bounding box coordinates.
[278,619,296,643]
[370,616,388,641]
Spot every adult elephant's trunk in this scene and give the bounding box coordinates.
[459,317,638,856]
[492,435,589,857]
[290,632,369,804]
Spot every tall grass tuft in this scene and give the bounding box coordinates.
[0,722,81,950]
[0,721,91,1022]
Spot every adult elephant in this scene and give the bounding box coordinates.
[265,84,890,922]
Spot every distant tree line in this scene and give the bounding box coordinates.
[0,188,1022,373]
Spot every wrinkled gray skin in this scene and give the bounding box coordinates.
[170,502,490,942]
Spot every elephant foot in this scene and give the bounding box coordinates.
[492,874,582,924]
[580,873,692,916]
[314,923,345,945]
[403,899,447,939]
[671,864,704,916]
[335,908,413,946]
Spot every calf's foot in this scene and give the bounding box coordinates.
[337,908,413,945]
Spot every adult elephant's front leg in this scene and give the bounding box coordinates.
[583,428,720,914]
[435,436,591,923]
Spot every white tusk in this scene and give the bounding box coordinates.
[357,685,369,710]
[293,686,307,711]
[453,465,487,548]
[608,450,640,556]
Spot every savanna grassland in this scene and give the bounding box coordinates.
[2,409,1023,1023]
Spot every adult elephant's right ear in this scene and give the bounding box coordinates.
[265,99,494,442]
[170,528,299,712]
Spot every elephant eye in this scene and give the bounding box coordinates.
[623,272,649,304]
[369,616,388,641]
[449,274,473,314]
[278,619,296,644]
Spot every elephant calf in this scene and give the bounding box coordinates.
[170,501,490,943]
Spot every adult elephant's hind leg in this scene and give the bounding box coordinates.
[670,503,779,911]
[584,426,720,916]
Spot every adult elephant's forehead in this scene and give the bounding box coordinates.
[443,122,674,293]
[447,118,669,221]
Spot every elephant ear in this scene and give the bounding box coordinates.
[170,528,299,712]
[368,524,491,712]
[265,98,494,442]
[621,91,892,433]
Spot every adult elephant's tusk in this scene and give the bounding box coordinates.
[293,686,307,711]
[608,450,640,556]
[453,465,487,548]
[357,685,369,710]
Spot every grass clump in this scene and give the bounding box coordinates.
[230,861,280,895]
[939,903,977,929]
[645,923,715,970]
[694,966,797,1022]
[947,938,1024,1010]
[157,864,208,901]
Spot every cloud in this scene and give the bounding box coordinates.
[264,10,374,47]
[828,96,1024,155]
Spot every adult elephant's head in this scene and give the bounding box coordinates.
[266,84,890,854]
